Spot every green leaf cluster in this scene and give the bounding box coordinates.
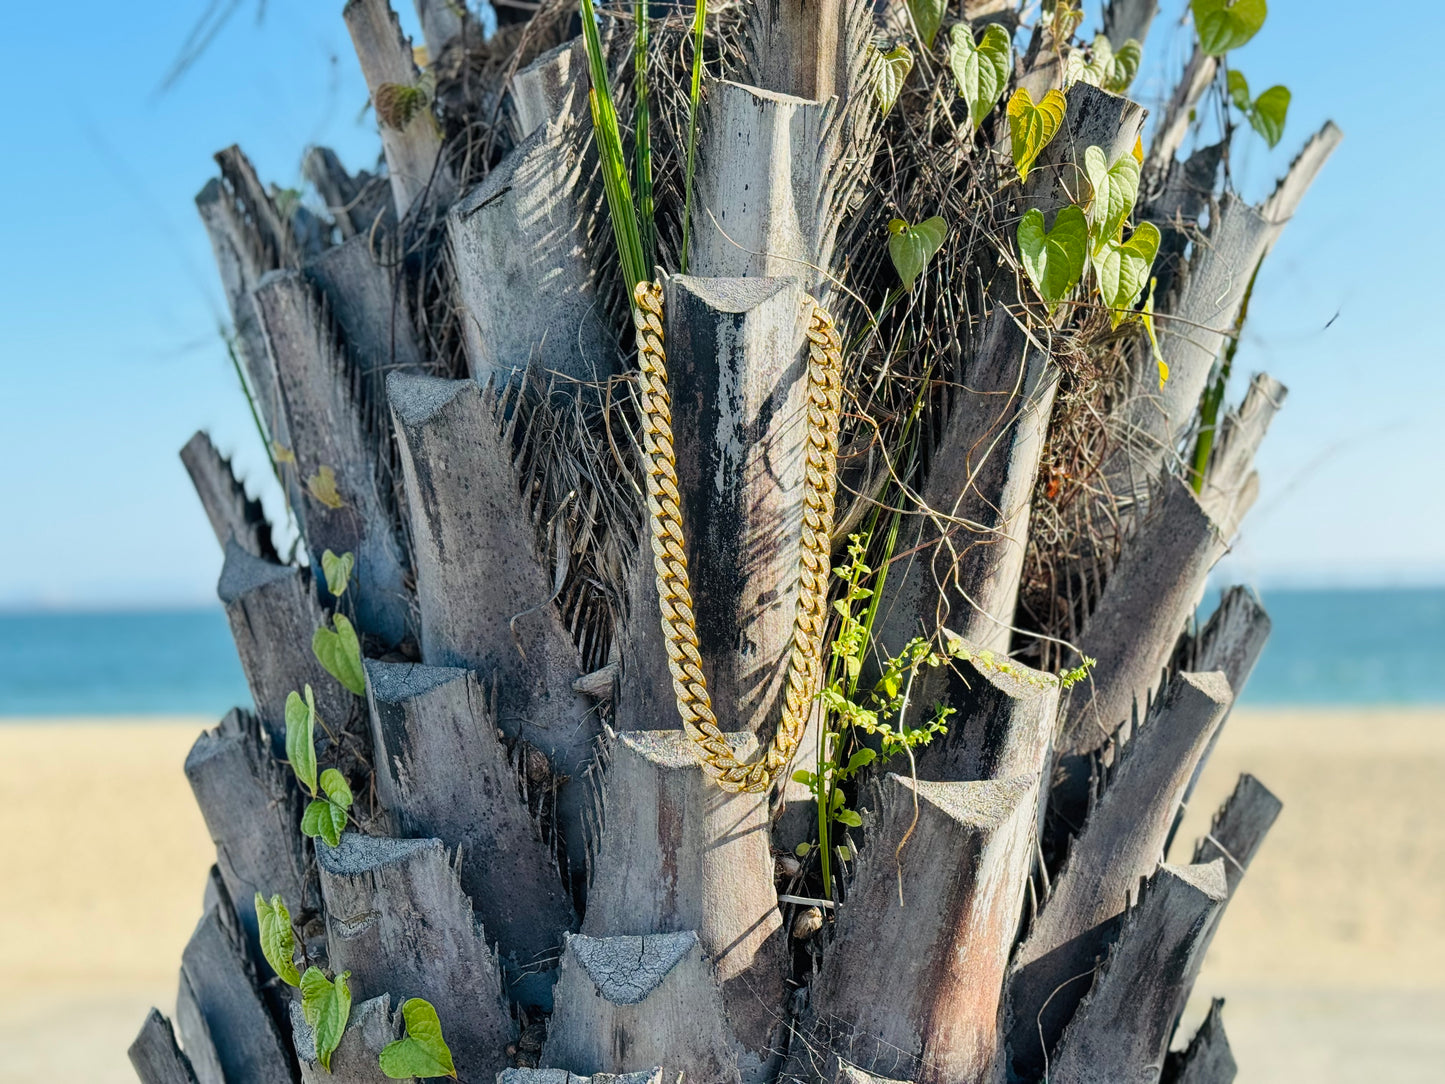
[1006,87,1066,181]
[254,892,300,987]
[301,967,352,1072]
[1065,35,1142,94]
[313,612,366,696]
[1190,0,1267,56]
[379,998,458,1079]
[947,22,1012,132]
[1227,70,1290,148]
[887,216,948,291]
[302,768,353,848]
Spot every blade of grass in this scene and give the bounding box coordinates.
[579,0,648,298]
[634,0,655,271]
[1189,257,1262,491]
[679,0,707,274]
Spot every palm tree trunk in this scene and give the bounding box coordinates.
[132,2,1338,1082]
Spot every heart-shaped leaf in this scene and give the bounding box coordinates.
[872,44,913,116]
[1095,221,1161,328]
[1226,70,1290,147]
[1017,205,1088,309]
[1007,87,1067,181]
[907,0,947,49]
[320,768,353,810]
[255,893,300,987]
[1104,38,1142,93]
[1191,0,1267,56]
[302,798,349,848]
[300,967,352,1072]
[1082,145,1142,254]
[947,22,1013,132]
[320,550,354,598]
[1247,84,1290,147]
[379,998,457,1080]
[1045,1,1084,43]
[284,686,318,797]
[888,216,948,290]
[305,465,346,509]
[313,613,366,696]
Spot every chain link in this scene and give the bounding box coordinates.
[633,280,842,793]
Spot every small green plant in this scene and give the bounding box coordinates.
[1227,70,1290,148]
[320,549,354,597]
[302,768,354,848]
[300,967,353,1071]
[871,43,913,116]
[1065,34,1142,94]
[887,216,948,290]
[254,892,301,986]
[378,998,458,1080]
[907,0,947,50]
[1082,144,1141,254]
[947,22,1012,132]
[678,0,707,273]
[285,685,321,796]
[1017,204,1088,312]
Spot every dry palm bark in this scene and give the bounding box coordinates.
[141,1,1336,1082]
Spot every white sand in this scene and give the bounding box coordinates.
[1,710,1442,1082]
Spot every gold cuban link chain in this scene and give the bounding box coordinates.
[632,281,842,793]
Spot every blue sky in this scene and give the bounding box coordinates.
[0,0,1439,608]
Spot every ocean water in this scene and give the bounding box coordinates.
[0,588,1441,716]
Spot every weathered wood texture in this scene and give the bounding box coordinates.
[316,833,515,1063]
[1142,139,1224,302]
[387,372,595,869]
[1194,773,1283,894]
[1045,861,1228,1084]
[303,233,424,381]
[688,83,834,291]
[290,994,397,1084]
[500,1070,664,1084]
[180,430,278,561]
[617,277,813,739]
[1060,476,1227,755]
[185,707,309,955]
[302,146,389,241]
[1102,0,1158,44]
[544,931,749,1084]
[176,905,296,1084]
[363,659,577,1003]
[253,268,410,645]
[826,1061,915,1084]
[810,774,1036,1084]
[1162,999,1238,1084]
[512,38,586,139]
[217,540,350,742]
[130,1009,201,1084]
[446,121,611,385]
[1198,374,1288,538]
[1009,671,1232,1077]
[343,0,450,216]
[747,0,842,100]
[1147,45,1218,173]
[583,731,785,1057]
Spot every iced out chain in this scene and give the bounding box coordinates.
[632,281,842,793]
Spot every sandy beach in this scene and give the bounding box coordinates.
[1,709,1442,1083]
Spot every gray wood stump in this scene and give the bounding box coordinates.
[810,774,1036,1084]
[544,931,749,1084]
[1009,671,1232,1077]
[176,904,296,1084]
[129,1008,200,1084]
[387,371,595,873]
[180,431,277,561]
[363,658,577,1003]
[302,146,389,241]
[500,1070,664,1084]
[253,268,411,645]
[1060,478,1228,755]
[315,833,515,1074]
[582,731,785,1058]
[512,38,586,140]
[185,707,309,956]
[216,541,350,744]
[1046,861,1228,1084]
[302,233,424,381]
[1162,999,1237,1084]
[446,121,611,386]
